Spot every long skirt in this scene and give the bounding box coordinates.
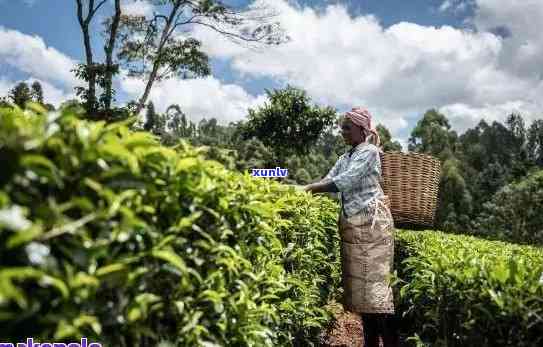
[339,199,395,314]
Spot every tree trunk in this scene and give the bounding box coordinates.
[83,28,97,117]
[135,62,160,115]
[103,0,122,114]
[134,2,182,115]
[76,0,97,117]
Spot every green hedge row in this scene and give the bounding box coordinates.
[394,229,543,346]
[4,104,542,347]
[0,104,341,346]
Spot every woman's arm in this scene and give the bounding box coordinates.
[304,178,339,193]
[331,148,378,193]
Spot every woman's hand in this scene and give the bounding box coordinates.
[289,184,308,192]
[290,181,337,194]
[303,180,339,193]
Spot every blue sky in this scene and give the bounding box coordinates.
[1,0,542,148]
[0,0,470,91]
[0,0,473,56]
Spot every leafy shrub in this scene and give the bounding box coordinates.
[394,229,543,347]
[0,104,341,346]
[474,170,543,245]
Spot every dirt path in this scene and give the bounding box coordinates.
[318,301,385,347]
[319,307,364,347]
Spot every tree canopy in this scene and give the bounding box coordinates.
[239,85,337,158]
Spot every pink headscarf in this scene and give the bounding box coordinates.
[344,107,381,147]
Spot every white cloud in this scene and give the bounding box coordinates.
[439,0,453,12]
[121,0,154,17]
[120,73,266,124]
[438,0,475,14]
[0,79,12,98]
[437,0,543,132]
[22,0,38,6]
[189,0,543,139]
[440,100,543,134]
[27,78,76,107]
[471,0,543,78]
[0,27,78,88]
[0,27,81,108]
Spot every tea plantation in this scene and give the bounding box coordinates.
[1,105,542,346]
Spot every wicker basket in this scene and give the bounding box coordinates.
[379,151,441,227]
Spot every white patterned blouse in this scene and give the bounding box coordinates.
[325,140,386,219]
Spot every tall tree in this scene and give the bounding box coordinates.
[458,120,488,174]
[408,109,457,160]
[376,124,402,152]
[8,82,32,109]
[409,109,471,232]
[232,137,276,173]
[315,129,345,158]
[438,157,473,232]
[74,0,108,116]
[476,170,543,245]
[143,101,159,132]
[0,96,11,108]
[30,81,44,104]
[455,115,535,230]
[471,121,519,206]
[117,0,288,114]
[528,119,543,167]
[198,118,218,138]
[162,104,197,145]
[239,85,336,158]
[101,0,122,112]
[505,113,530,179]
[506,113,526,145]
[74,0,122,119]
[194,118,236,147]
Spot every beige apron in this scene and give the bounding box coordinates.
[339,195,395,314]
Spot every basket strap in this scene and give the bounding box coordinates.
[341,193,347,218]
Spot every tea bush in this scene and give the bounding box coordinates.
[394,229,543,346]
[0,104,341,346]
[3,104,542,347]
